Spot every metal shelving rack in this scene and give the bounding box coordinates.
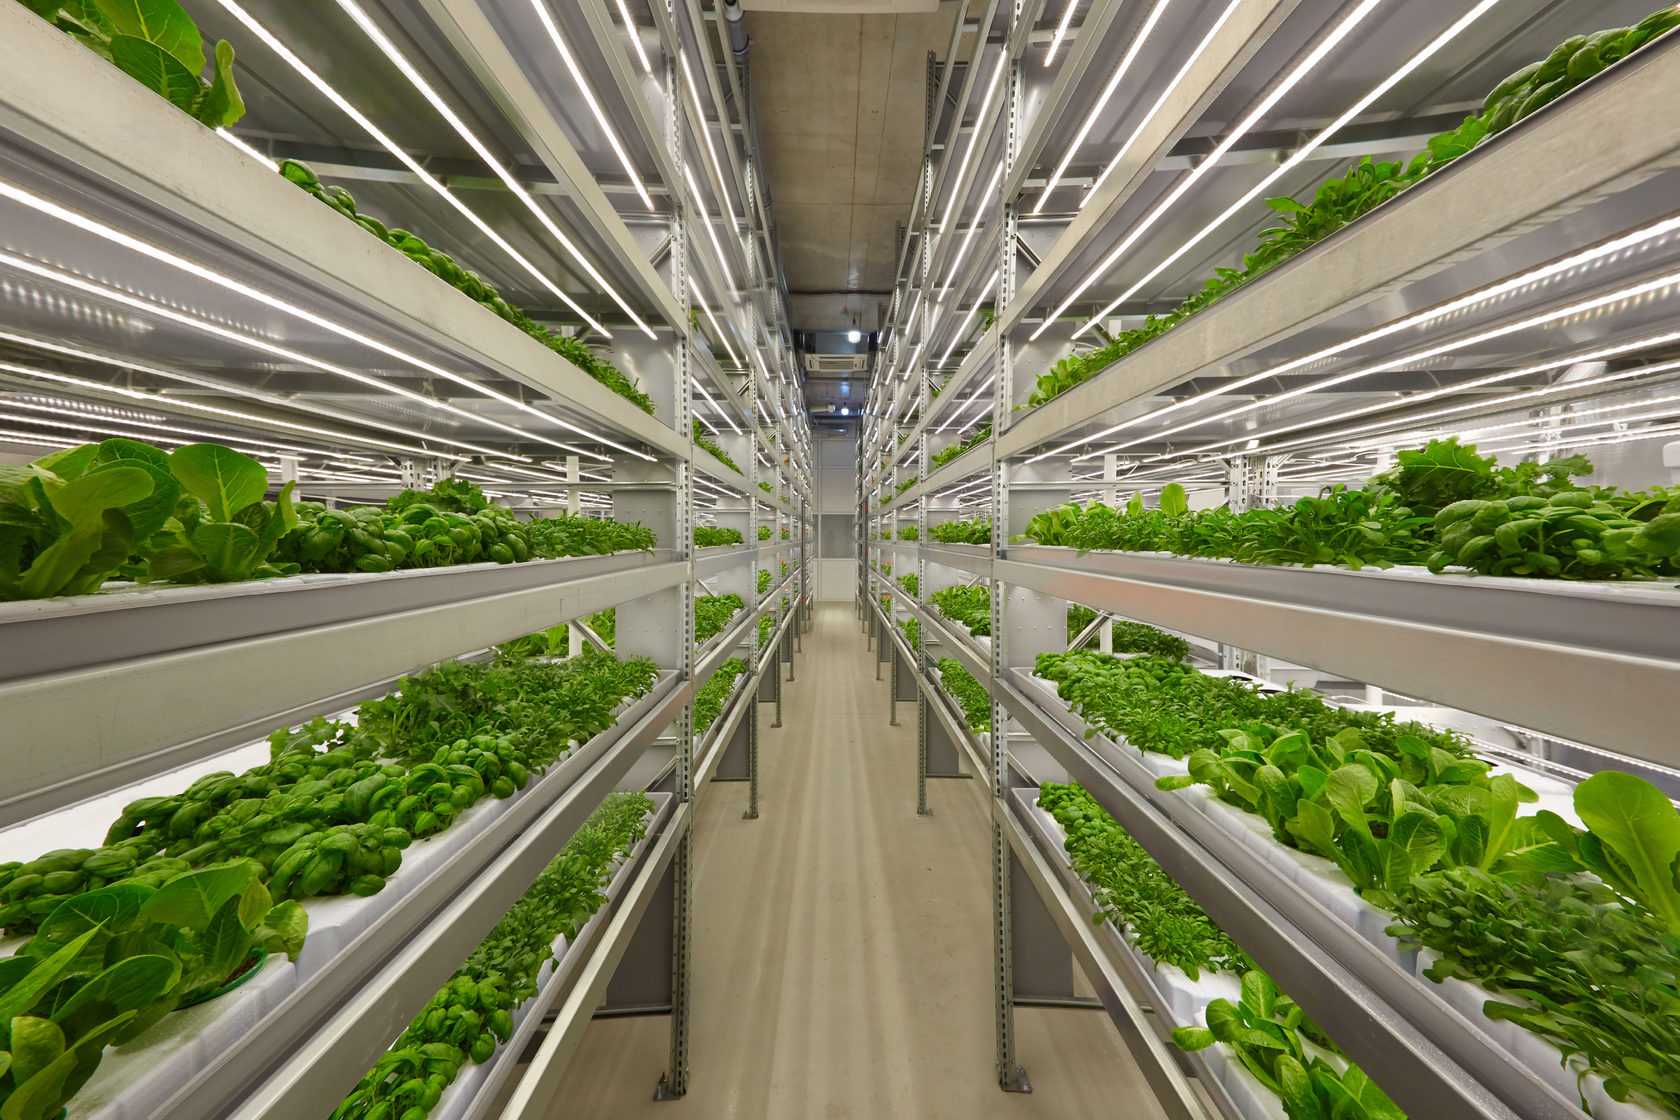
[861,3,1680,1119]
[0,1,812,1117]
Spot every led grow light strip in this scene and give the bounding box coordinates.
[684,165,738,295]
[1172,335,1680,461]
[1077,0,1503,335]
[679,52,739,222]
[1076,267,1680,460]
[0,337,470,461]
[0,252,540,459]
[1483,420,1680,457]
[1033,0,1176,214]
[331,0,659,339]
[218,1,610,337]
[615,0,654,75]
[0,403,339,458]
[530,0,654,211]
[691,280,743,369]
[939,164,1005,298]
[938,56,1008,257]
[1044,0,1079,65]
[215,128,276,170]
[0,176,645,461]
[939,375,996,432]
[937,270,1000,368]
[1030,0,1386,341]
[1028,213,1680,464]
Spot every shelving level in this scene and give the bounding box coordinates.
[0,1,810,1119]
[863,4,1680,1120]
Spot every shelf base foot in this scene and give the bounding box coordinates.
[654,1074,686,1102]
[1000,1065,1031,1094]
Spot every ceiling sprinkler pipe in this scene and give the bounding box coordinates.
[723,0,750,60]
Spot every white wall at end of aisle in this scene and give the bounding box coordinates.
[817,434,859,599]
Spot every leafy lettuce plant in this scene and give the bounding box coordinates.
[20,0,245,126]
[0,440,161,600]
[140,443,298,583]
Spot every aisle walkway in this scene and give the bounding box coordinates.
[545,603,1166,1118]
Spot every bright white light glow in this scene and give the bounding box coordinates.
[691,372,740,434]
[1034,0,1176,214]
[0,402,339,459]
[841,407,850,416]
[848,329,862,344]
[679,52,739,222]
[615,0,654,75]
[691,280,742,370]
[1028,213,1680,463]
[1044,0,1079,64]
[684,164,737,295]
[222,0,615,337]
[940,374,996,432]
[939,163,1004,297]
[1078,0,1502,333]
[530,0,653,211]
[214,128,276,169]
[1031,0,1385,341]
[937,270,1000,368]
[938,56,1007,258]
[1076,267,1680,461]
[0,336,469,461]
[0,176,636,460]
[0,251,546,460]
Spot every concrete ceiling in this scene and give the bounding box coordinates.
[746,2,958,335]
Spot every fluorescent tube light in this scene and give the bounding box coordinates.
[684,164,738,295]
[679,52,739,222]
[1044,0,1078,65]
[530,0,654,211]
[1077,0,1502,334]
[214,128,275,169]
[937,56,1007,256]
[615,0,654,75]
[1033,0,1176,214]
[939,164,1004,297]
[1031,0,1386,341]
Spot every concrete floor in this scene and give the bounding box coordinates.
[544,603,1168,1119]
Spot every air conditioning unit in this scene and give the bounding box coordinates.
[804,353,869,374]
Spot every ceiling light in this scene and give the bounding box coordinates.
[1044,0,1078,65]
[841,407,849,416]
[614,0,654,75]
[847,329,862,344]
[1077,0,1502,334]
[1031,0,1386,341]
[1034,0,1175,214]
[0,176,643,461]
[530,0,654,211]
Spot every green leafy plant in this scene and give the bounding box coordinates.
[928,518,991,545]
[897,524,919,541]
[694,594,744,644]
[757,568,772,595]
[21,0,245,126]
[897,573,919,598]
[694,659,748,734]
[929,584,990,637]
[756,525,771,541]
[331,793,651,1120]
[693,420,742,474]
[1174,971,1403,1120]
[930,421,991,470]
[694,525,744,548]
[898,617,920,652]
[936,659,990,733]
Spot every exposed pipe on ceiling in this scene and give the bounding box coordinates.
[723,0,750,60]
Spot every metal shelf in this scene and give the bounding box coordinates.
[1000,546,1680,769]
[169,671,691,1120]
[0,5,687,462]
[995,665,1580,1120]
[0,552,685,827]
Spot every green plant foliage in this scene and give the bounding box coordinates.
[935,659,990,733]
[758,480,773,494]
[929,584,990,637]
[1064,608,1191,660]
[694,525,744,548]
[521,513,656,558]
[757,524,772,541]
[898,617,920,652]
[1022,439,1680,581]
[897,524,919,541]
[694,593,744,644]
[693,420,742,474]
[897,573,919,598]
[1023,9,1680,410]
[331,793,652,1120]
[1039,783,1249,979]
[22,0,246,126]
[757,568,772,595]
[928,518,991,545]
[273,159,654,414]
[694,659,748,734]
[930,421,991,469]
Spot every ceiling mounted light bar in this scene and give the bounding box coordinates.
[1030,0,1387,341]
[1077,268,1680,461]
[1033,0,1177,214]
[330,0,659,338]
[0,334,470,461]
[937,270,1000,367]
[530,0,654,211]
[614,0,654,75]
[678,52,739,223]
[937,55,1008,257]
[0,251,540,459]
[684,165,738,295]
[1076,0,1503,334]
[1043,0,1079,65]
[1027,213,1680,464]
[939,164,1005,298]
[0,179,644,460]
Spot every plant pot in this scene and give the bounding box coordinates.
[174,947,268,1010]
